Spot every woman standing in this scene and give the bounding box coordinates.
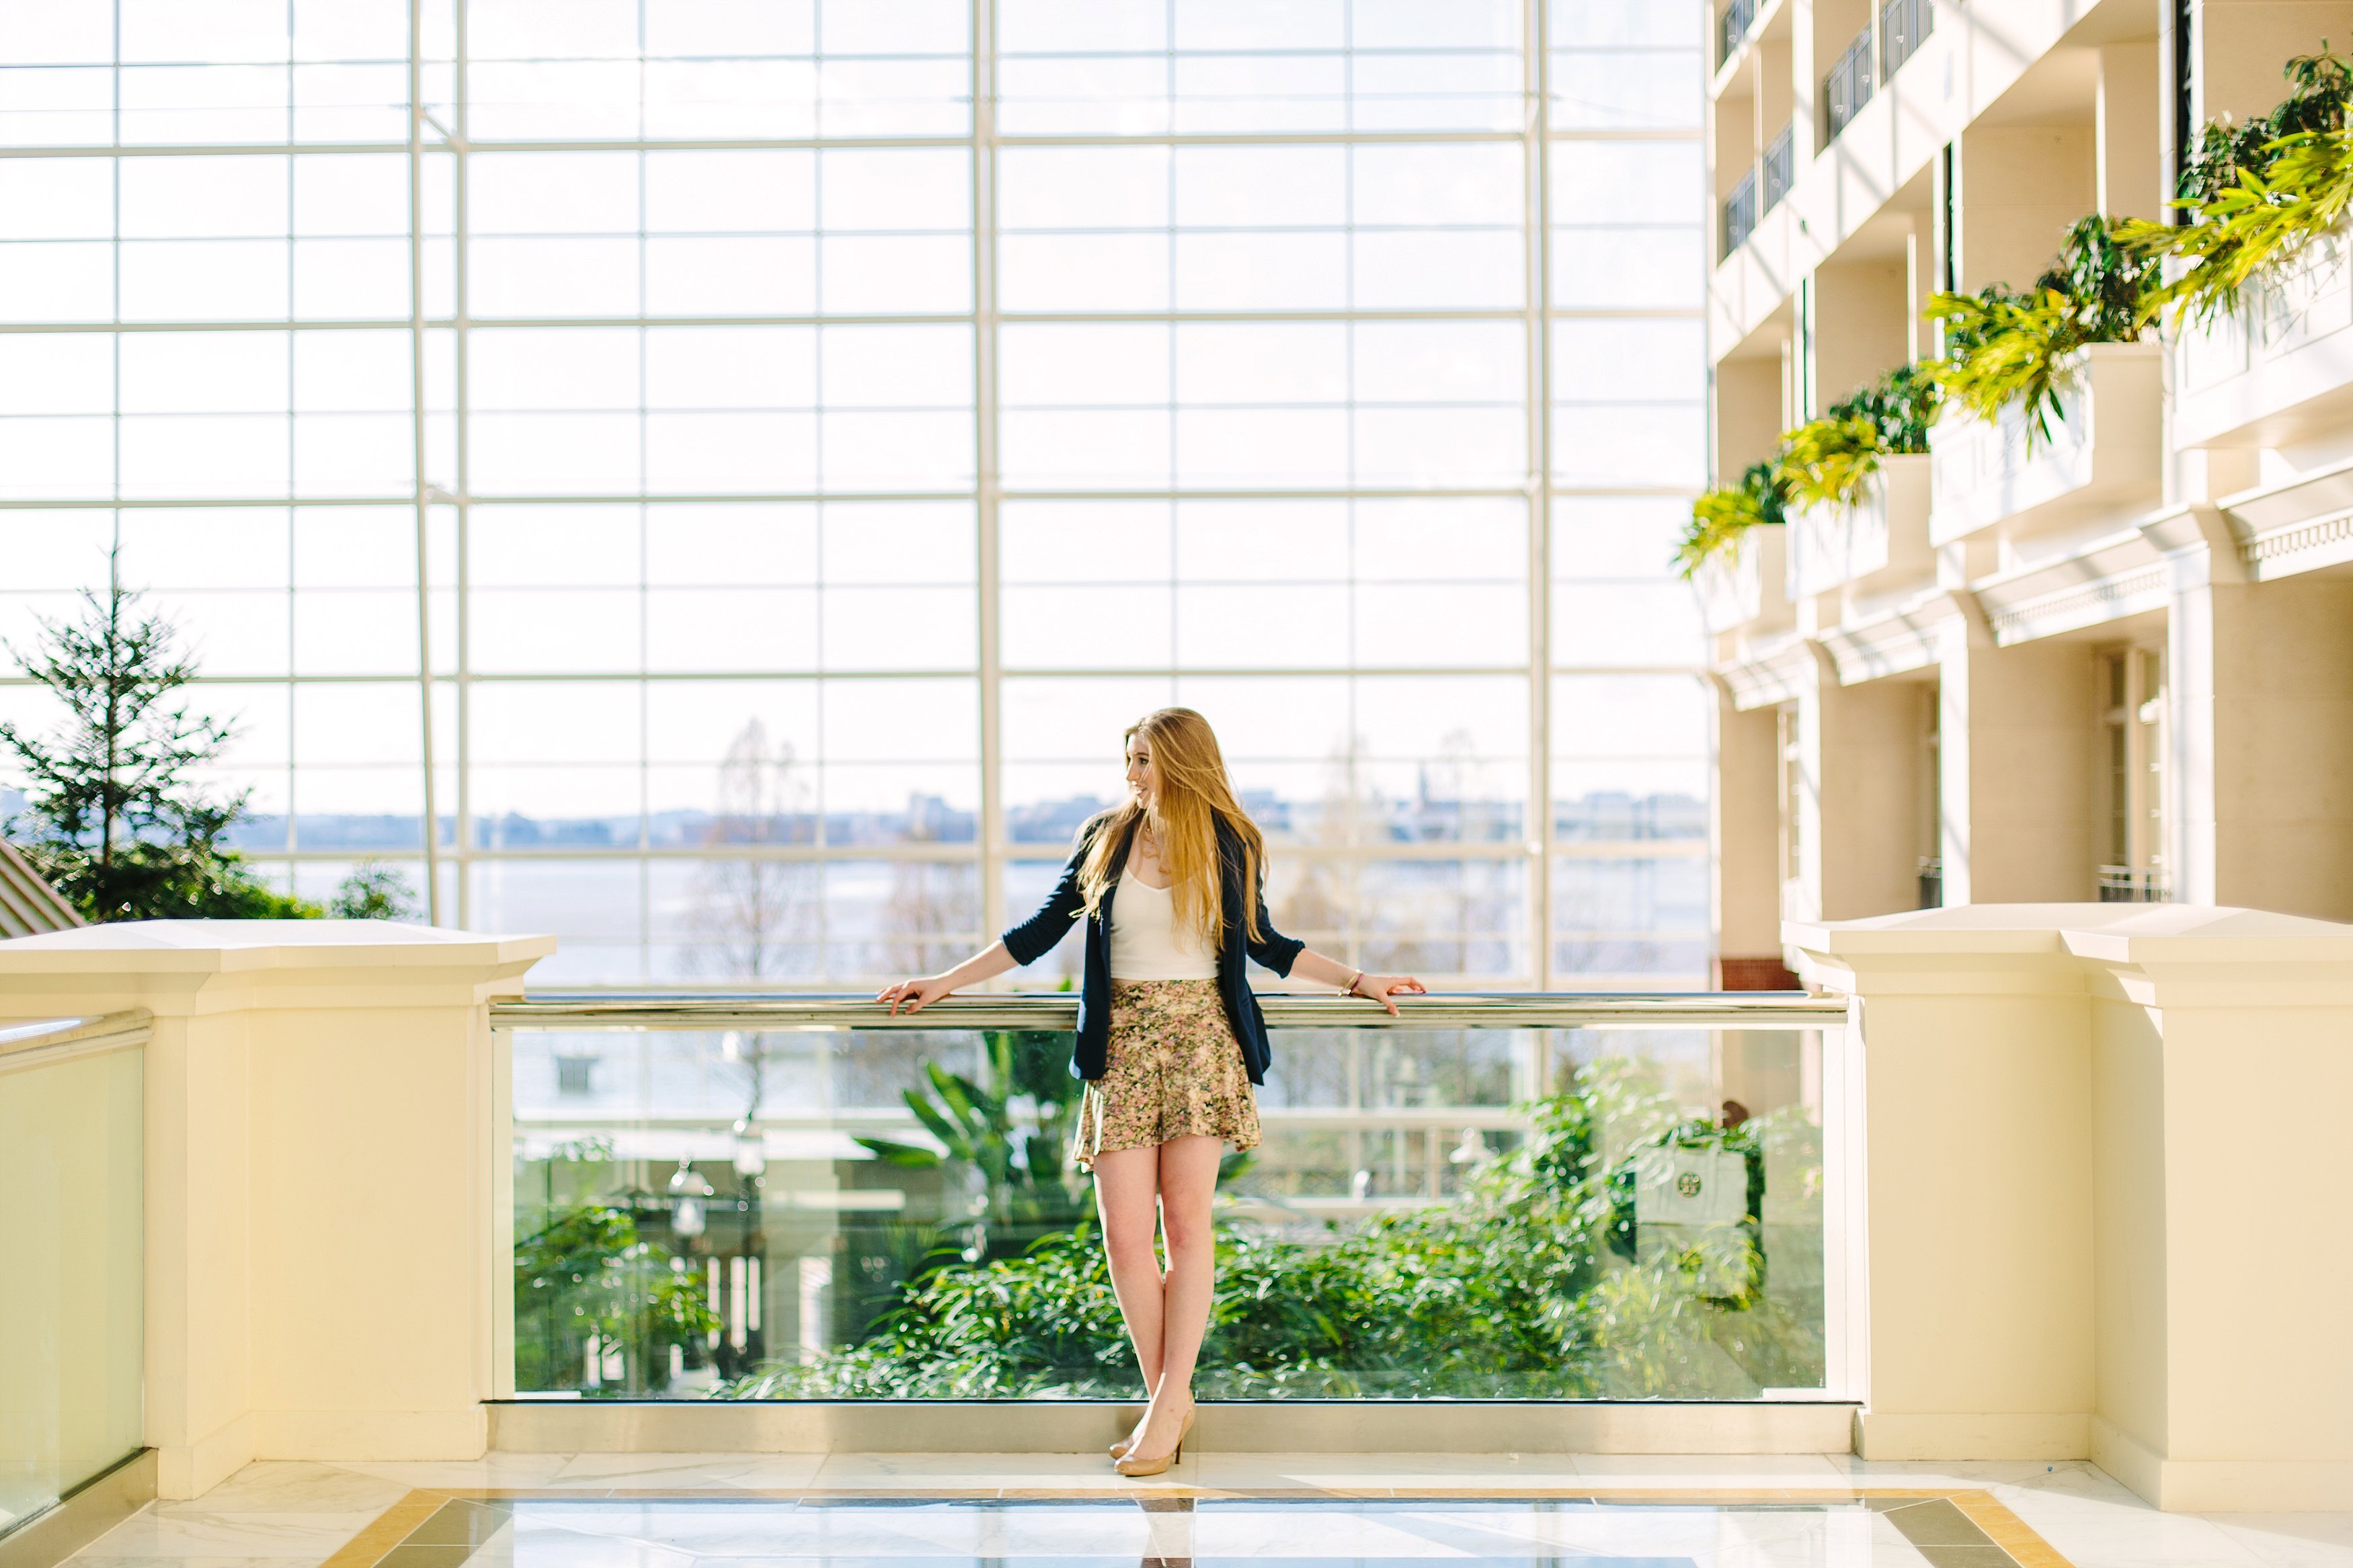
[876,707,1426,1476]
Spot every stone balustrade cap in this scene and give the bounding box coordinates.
[0,918,557,973]
[1786,902,2353,967]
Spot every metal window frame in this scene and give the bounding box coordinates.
[0,2,1705,986]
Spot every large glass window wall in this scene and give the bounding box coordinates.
[0,0,1706,990]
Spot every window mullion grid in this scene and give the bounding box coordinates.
[974,0,1004,980]
[1520,0,1552,990]
[453,0,475,926]
[406,0,442,923]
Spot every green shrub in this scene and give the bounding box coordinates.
[1925,215,2159,447]
[2118,51,2353,326]
[1677,460,1789,580]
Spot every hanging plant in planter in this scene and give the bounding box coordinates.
[1676,362,1940,577]
[2116,50,2353,325]
[1778,364,1944,509]
[1831,360,1942,453]
[1924,214,2160,448]
[1676,460,1788,581]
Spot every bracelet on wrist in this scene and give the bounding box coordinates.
[1343,969,1364,997]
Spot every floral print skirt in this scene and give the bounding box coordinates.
[1071,978,1261,1173]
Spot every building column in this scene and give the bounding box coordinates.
[1794,645,1931,923]
[1936,602,2100,905]
[1712,679,1788,988]
[2166,534,2353,918]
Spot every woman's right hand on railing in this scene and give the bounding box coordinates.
[876,975,955,1016]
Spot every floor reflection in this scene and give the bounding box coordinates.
[361,1494,1982,1568]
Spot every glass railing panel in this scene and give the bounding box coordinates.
[512,1021,1069,1397]
[1761,122,1795,213]
[503,995,1847,1403]
[1880,0,1933,79]
[1823,28,1874,141]
[1722,169,1759,257]
[0,1023,145,1541]
[1717,0,1758,69]
[1240,1023,1829,1397]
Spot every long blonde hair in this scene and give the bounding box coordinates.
[1077,708,1266,945]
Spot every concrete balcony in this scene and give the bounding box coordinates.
[1709,0,2127,362]
[1785,456,1950,682]
[1694,521,1791,639]
[2173,233,2353,448]
[1696,524,1812,708]
[1928,343,2163,564]
[1788,454,1933,614]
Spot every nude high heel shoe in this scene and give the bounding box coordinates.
[1111,1407,1194,1478]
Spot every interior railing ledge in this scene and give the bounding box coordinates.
[490,991,1849,1032]
[0,1008,154,1077]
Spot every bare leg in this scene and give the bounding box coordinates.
[1127,1134,1222,1462]
[1092,1144,1166,1430]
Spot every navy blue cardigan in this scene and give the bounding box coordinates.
[1000,814,1304,1084]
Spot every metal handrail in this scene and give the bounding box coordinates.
[491,991,1848,1032]
[0,1009,155,1077]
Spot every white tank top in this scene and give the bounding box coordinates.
[1108,878,1218,981]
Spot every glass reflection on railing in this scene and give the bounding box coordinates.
[509,1017,1831,1401]
[1,1036,143,1540]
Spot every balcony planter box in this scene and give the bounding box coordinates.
[1787,453,1933,612]
[1693,522,1790,637]
[1928,342,2162,551]
[2173,231,2353,447]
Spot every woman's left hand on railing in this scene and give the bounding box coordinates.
[877,975,957,1015]
[1347,973,1429,1017]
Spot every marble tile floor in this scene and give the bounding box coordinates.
[46,1455,2352,1568]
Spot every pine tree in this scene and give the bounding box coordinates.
[329,860,420,920]
[0,548,317,921]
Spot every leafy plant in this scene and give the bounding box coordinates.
[1776,413,1883,509]
[0,550,319,921]
[2118,50,2353,326]
[1776,363,1944,510]
[1677,460,1789,580]
[2173,50,2353,208]
[1678,358,1944,577]
[1925,215,2159,447]
[329,860,420,919]
[1830,360,1942,453]
[514,1173,722,1395]
[856,1028,1094,1266]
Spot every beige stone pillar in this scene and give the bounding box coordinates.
[1714,355,1784,477]
[1810,259,1909,410]
[1789,903,2353,1511]
[1794,649,1929,921]
[2097,42,2163,222]
[1712,680,1787,986]
[2170,563,2353,919]
[2192,3,2353,128]
[1935,603,2098,905]
[0,922,553,1499]
[1955,126,2093,292]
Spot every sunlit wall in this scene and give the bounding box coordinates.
[0,0,1706,988]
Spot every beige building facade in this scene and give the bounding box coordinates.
[1705,0,2353,981]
